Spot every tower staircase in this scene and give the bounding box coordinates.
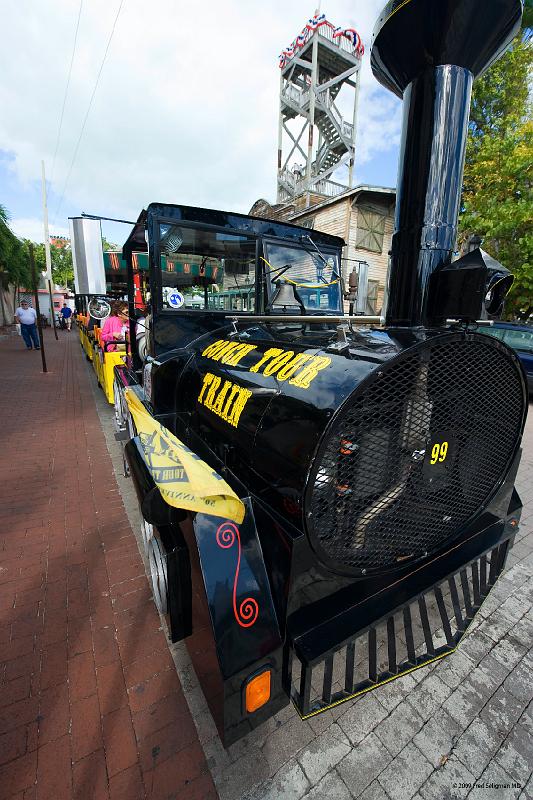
[277,15,363,204]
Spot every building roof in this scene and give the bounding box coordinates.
[249,184,395,223]
[287,184,396,221]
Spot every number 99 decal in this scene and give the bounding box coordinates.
[423,432,455,490]
[430,441,448,464]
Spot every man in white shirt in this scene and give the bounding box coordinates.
[15,300,40,350]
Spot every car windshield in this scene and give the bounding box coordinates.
[504,328,533,353]
[478,325,533,354]
[263,241,342,313]
[477,326,505,340]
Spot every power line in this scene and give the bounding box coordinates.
[49,0,84,190]
[53,0,125,226]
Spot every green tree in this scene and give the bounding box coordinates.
[0,205,9,317]
[31,242,74,289]
[102,236,118,251]
[0,204,13,325]
[51,245,74,288]
[0,205,32,325]
[459,31,533,319]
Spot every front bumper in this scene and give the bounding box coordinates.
[287,509,518,719]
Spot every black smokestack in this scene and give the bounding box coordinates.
[371,0,523,327]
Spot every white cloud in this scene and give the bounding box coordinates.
[9,216,70,243]
[1,0,401,229]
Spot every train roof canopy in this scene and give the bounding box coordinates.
[122,210,147,260]
[123,203,345,255]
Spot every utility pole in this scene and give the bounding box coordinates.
[41,161,58,340]
[29,244,47,373]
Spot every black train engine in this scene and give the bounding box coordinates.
[115,0,528,746]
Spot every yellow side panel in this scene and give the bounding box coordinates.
[102,352,126,403]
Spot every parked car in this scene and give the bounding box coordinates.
[477,322,533,397]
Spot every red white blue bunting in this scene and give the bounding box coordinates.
[333,26,364,53]
[279,14,364,69]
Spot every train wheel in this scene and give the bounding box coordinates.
[113,382,125,432]
[148,536,168,615]
[141,517,154,551]
[123,412,136,477]
[120,388,128,427]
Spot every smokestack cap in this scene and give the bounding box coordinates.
[371,0,523,97]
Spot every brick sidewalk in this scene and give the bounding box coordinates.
[0,330,217,800]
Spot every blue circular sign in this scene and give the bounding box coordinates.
[168,291,184,309]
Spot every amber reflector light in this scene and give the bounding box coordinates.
[245,670,271,713]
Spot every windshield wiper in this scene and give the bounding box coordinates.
[299,234,342,280]
[264,263,293,283]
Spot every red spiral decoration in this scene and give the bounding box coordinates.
[216,522,259,628]
[216,522,237,548]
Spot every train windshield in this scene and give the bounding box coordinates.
[158,223,256,311]
[263,241,342,313]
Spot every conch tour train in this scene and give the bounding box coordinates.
[72,0,528,746]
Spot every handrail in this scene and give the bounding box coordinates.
[278,170,347,199]
[315,88,354,140]
[230,314,384,325]
[282,84,310,108]
[103,340,126,352]
[317,24,356,55]
[310,178,347,197]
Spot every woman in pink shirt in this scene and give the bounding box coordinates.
[101,301,128,352]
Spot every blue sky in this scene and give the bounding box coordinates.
[1,0,402,248]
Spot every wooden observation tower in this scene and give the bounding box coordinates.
[277,14,364,206]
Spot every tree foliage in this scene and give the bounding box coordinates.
[459,32,533,318]
[102,236,118,251]
[0,206,31,289]
[0,204,78,324]
[0,205,32,324]
[31,242,74,289]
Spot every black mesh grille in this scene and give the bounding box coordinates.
[308,334,524,573]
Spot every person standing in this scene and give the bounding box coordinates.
[15,300,40,350]
[60,303,73,331]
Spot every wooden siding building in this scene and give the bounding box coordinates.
[250,185,395,314]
